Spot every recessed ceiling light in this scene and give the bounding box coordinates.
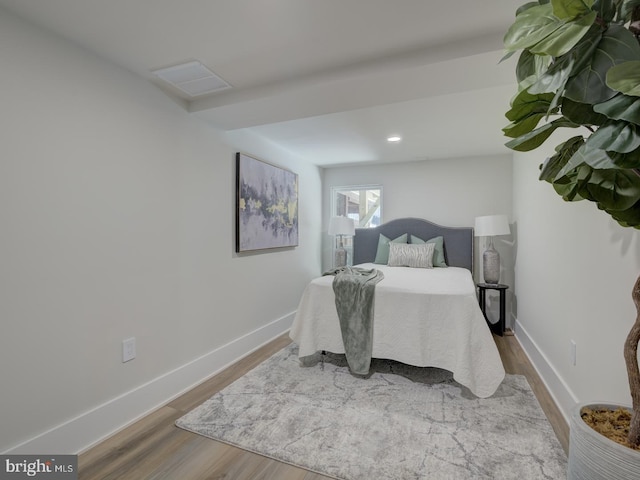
[387,136,402,143]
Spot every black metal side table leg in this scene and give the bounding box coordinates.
[477,283,507,337]
[498,289,506,336]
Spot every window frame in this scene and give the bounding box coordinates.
[329,184,383,265]
[330,184,383,229]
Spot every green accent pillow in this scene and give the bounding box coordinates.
[374,233,408,264]
[410,235,447,267]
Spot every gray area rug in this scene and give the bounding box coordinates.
[176,344,567,479]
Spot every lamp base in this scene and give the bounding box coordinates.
[334,247,347,268]
[482,244,500,284]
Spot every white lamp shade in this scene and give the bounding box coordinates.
[328,216,355,236]
[474,215,510,237]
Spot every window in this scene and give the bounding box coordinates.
[330,185,382,265]
[331,185,382,228]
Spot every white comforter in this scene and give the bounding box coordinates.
[289,263,505,398]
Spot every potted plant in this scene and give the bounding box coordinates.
[502,0,640,476]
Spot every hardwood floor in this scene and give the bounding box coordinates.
[79,332,568,479]
[496,331,569,454]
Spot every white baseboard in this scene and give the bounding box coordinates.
[513,318,578,424]
[4,313,295,455]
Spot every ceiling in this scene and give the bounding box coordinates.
[0,0,522,166]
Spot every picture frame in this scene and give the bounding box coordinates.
[236,152,299,252]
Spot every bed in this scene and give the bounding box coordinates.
[289,217,505,398]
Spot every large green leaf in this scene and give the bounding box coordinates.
[516,50,553,83]
[528,26,601,114]
[516,51,536,83]
[604,199,640,228]
[517,1,544,15]
[608,147,640,168]
[586,120,640,153]
[504,4,566,52]
[552,175,586,200]
[505,89,555,122]
[562,97,608,125]
[565,25,640,104]
[500,50,517,64]
[556,143,619,178]
[620,0,640,22]
[504,114,547,138]
[528,54,577,114]
[551,0,595,18]
[583,168,640,210]
[530,11,597,56]
[607,61,640,97]
[594,94,640,124]
[592,0,618,22]
[504,89,558,137]
[539,135,585,181]
[506,122,557,151]
[506,118,578,151]
[553,164,592,200]
[529,48,576,95]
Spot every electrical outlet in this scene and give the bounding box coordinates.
[570,340,577,366]
[122,337,136,363]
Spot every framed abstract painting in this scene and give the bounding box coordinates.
[236,152,299,252]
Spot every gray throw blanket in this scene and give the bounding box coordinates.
[323,266,384,375]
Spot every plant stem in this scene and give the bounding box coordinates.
[623,13,640,450]
[624,274,640,446]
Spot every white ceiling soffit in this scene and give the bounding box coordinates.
[192,47,514,130]
[0,0,522,165]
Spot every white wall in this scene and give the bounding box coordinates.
[0,9,322,454]
[512,143,640,420]
[323,156,515,324]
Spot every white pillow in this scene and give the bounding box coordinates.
[387,242,435,268]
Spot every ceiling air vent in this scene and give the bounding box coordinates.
[151,61,231,97]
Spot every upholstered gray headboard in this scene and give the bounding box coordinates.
[352,217,474,272]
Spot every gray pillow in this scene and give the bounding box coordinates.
[388,242,435,268]
[410,235,447,267]
[374,233,408,264]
